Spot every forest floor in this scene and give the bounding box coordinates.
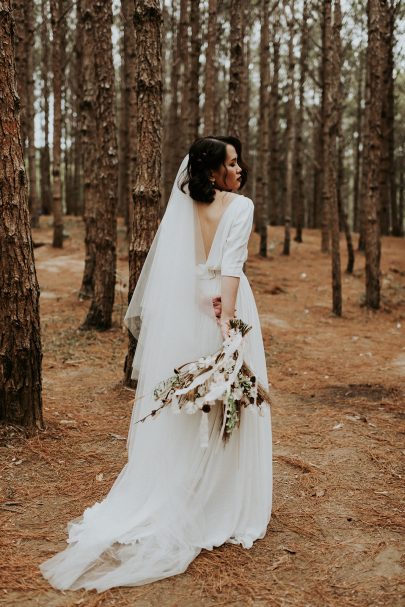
[1,216,404,607]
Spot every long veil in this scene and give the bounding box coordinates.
[40,155,231,591]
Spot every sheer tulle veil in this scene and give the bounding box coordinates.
[123,153,207,455]
[40,154,231,590]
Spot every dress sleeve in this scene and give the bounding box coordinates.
[221,197,254,278]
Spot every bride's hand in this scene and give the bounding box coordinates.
[219,317,232,340]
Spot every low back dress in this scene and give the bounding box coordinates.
[40,193,273,592]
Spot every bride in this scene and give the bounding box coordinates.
[40,135,273,591]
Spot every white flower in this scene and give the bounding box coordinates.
[233,387,243,400]
[184,401,199,414]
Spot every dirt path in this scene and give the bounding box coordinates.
[1,218,404,607]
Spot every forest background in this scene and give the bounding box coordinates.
[0,1,404,605]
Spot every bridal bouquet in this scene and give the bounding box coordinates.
[135,319,271,448]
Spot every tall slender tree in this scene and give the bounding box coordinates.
[269,6,280,225]
[203,0,217,135]
[323,0,342,314]
[50,0,64,248]
[294,0,309,243]
[363,0,386,309]
[81,0,118,330]
[256,0,270,257]
[227,0,244,138]
[188,0,201,141]
[124,0,162,385]
[283,0,296,256]
[0,1,43,428]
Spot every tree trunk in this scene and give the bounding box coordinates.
[71,0,83,217]
[40,0,52,216]
[283,2,296,256]
[164,0,179,203]
[178,0,189,158]
[334,0,354,275]
[81,0,118,330]
[203,0,217,135]
[25,1,40,228]
[120,0,137,230]
[188,0,200,142]
[79,0,98,299]
[124,0,162,386]
[269,8,280,225]
[363,0,385,310]
[353,50,364,233]
[0,2,43,429]
[256,0,270,257]
[50,0,64,248]
[387,2,399,236]
[227,0,244,138]
[294,0,309,243]
[320,0,330,253]
[322,0,342,315]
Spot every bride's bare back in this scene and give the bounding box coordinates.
[196,191,239,260]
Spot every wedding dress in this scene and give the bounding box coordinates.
[40,155,272,591]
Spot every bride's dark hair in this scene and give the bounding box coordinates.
[179,135,248,203]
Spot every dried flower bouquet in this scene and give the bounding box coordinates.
[135,319,271,448]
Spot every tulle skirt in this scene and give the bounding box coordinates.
[40,273,272,591]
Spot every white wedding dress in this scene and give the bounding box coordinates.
[40,159,272,592]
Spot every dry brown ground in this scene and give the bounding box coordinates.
[1,217,404,607]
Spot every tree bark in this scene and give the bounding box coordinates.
[124,0,162,385]
[363,0,385,309]
[81,0,118,330]
[25,1,40,228]
[294,0,309,243]
[322,0,342,314]
[50,0,64,248]
[256,0,270,257]
[283,2,296,256]
[188,0,201,142]
[353,50,364,234]
[269,7,280,225]
[79,0,98,299]
[227,0,244,138]
[120,0,137,230]
[0,2,43,429]
[320,0,330,253]
[203,0,217,135]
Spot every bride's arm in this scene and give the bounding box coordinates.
[219,276,239,338]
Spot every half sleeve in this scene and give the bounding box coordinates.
[221,198,254,278]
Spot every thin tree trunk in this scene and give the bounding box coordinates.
[40,0,52,216]
[79,0,98,299]
[26,1,40,228]
[269,7,280,225]
[0,2,43,429]
[387,1,399,236]
[334,0,354,275]
[72,0,83,217]
[178,0,189,158]
[320,0,330,253]
[294,0,309,243]
[188,0,200,141]
[121,0,137,230]
[203,0,217,135]
[283,2,295,256]
[50,0,64,248]
[353,50,364,233]
[227,0,244,138]
[124,0,162,385]
[363,0,385,309]
[322,0,342,314]
[81,0,118,330]
[256,0,270,257]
